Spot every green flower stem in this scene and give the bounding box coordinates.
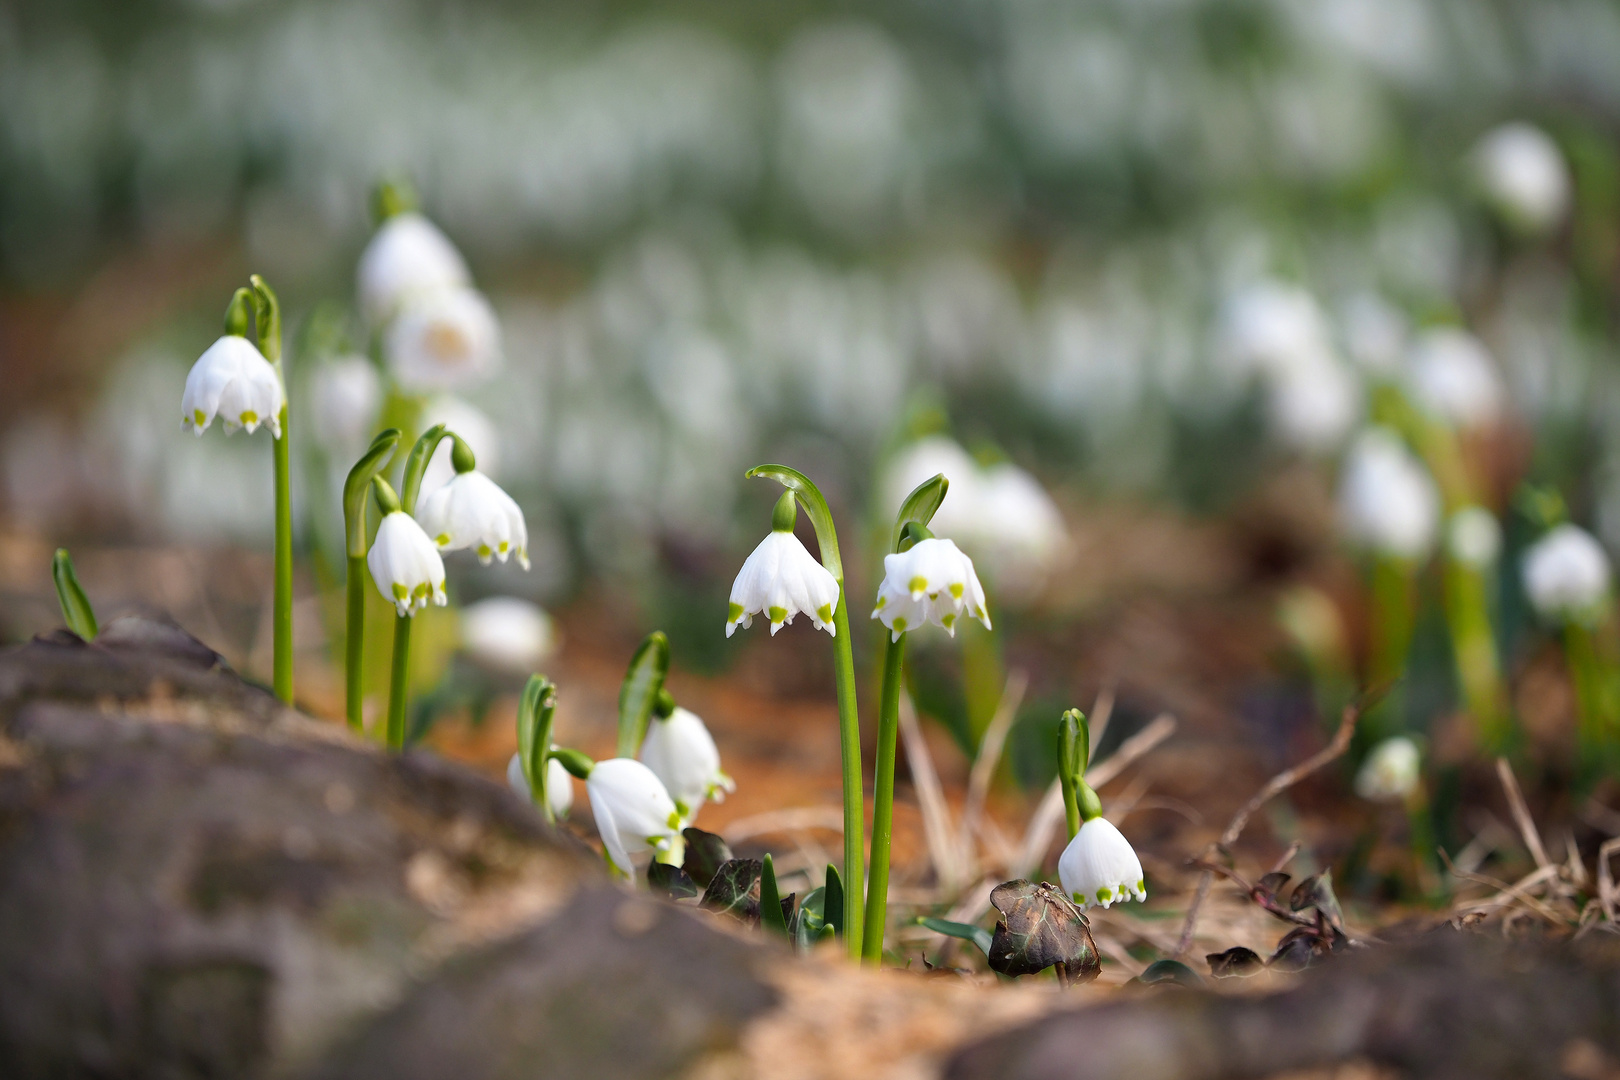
[1563,622,1619,776]
[830,592,866,958]
[386,612,412,750]
[1443,559,1507,749]
[272,404,294,704]
[345,554,367,731]
[861,632,906,964]
[1057,709,1087,840]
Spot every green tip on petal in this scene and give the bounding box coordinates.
[392,583,408,600]
[728,601,745,622]
[874,596,887,610]
[435,533,451,546]
[893,616,907,631]
[816,603,833,623]
[949,583,963,599]
[908,575,927,594]
[666,810,684,830]
[193,409,207,426]
[767,605,788,624]
[1097,886,1112,901]
[478,544,492,558]
[942,613,955,628]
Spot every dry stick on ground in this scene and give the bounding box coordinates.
[1173,702,1360,958]
[1496,757,1551,869]
[1599,839,1620,922]
[721,807,845,844]
[898,690,973,892]
[959,670,1029,856]
[1439,852,1567,923]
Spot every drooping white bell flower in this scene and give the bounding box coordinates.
[639,706,735,819]
[726,530,841,638]
[367,510,448,616]
[1338,428,1440,561]
[460,597,556,673]
[1522,523,1612,624]
[1407,328,1502,429]
[1266,355,1363,454]
[1057,817,1146,909]
[585,757,685,876]
[1220,281,1334,381]
[415,469,529,568]
[1447,506,1502,569]
[308,355,381,458]
[1473,122,1571,236]
[506,752,575,819]
[871,537,991,642]
[358,211,471,327]
[181,335,285,438]
[385,287,501,393]
[1353,735,1421,802]
[419,396,500,500]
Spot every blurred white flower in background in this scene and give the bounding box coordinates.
[1447,506,1502,568]
[308,355,381,460]
[1406,327,1503,429]
[1221,281,1334,381]
[1341,292,1408,376]
[1266,356,1363,454]
[1354,735,1421,801]
[1338,427,1440,560]
[357,211,471,326]
[419,396,500,499]
[1522,523,1612,624]
[385,287,502,393]
[1473,122,1571,236]
[507,753,575,819]
[460,597,556,673]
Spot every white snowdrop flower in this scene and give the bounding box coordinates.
[460,597,555,673]
[971,462,1069,583]
[181,335,284,438]
[1473,123,1571,236]
[1221,281,1333,381]
[1266,356,1363,454]
[506,753,575,819]
[415,469,529,568]
[1354,736,1421,802]
[358,211,471,327]
[385,287,501,394]
[1341,293,1407,376]
[1407,328,1502,429]
[1338,428,1440,561]
[586,757,685,876]
[308,355,381,458]
[1523,523,1612,624]
[639,706,735,819]
[871,537,991,642]
[1447,506,1502,569]
[367,510,448,616]
[1058,817,1146,909]
[726,530,841,638]
[419,396,500,499]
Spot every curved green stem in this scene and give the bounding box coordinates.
[386,613,412,750]
[345,555,366,732]
[861,633,906,964]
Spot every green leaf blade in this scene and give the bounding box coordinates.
[616,631,670,758]
[917,916,993,958]
[51,549,97,642]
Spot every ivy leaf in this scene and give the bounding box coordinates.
[1290,870,1346,935]
[699,858,761,924]
[1137,959,1204,988]
[1270,927,1333,973]
[917,916,993,958]
[615,631,669,758]
[1256,872,1291,898]
[986,880,1100,982]
[1206,946,1266,978]
[681,828,733,889]
[647,861,698,900]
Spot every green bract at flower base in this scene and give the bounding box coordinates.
[742,464,865,958]
[862,474,948,965]
[342,428,402,732]
[51,548,98,642]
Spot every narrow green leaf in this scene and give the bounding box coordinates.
[616,631,670,758]
[890,473,949,553]
[746,464,844,580]
[760,854,789,936]
[516,675,557,821]
[823,864,845,938]
[917,916,993,958]
[51,549,97,641]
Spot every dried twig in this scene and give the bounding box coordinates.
[1495,757,1550,869]
[1174,702,1360,957]
[721,806,844,842]
[1440,850,1567,923]
[959,670,1029,852]
[1599,838,1620,923]
[899,690,972,892]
